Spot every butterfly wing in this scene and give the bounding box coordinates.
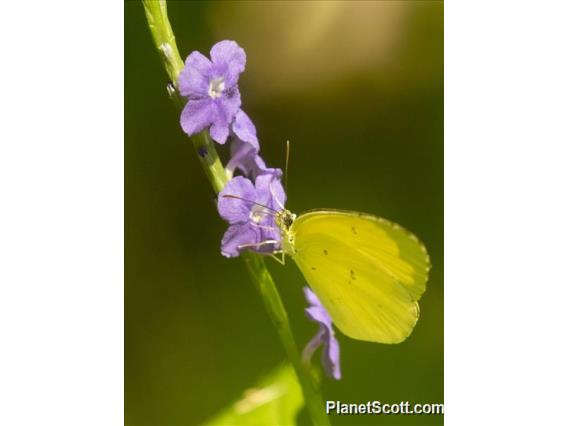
[290,210,430,344]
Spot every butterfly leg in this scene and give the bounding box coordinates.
[237,240,279,251]
[270,251,286,265]
[237,240,286,265]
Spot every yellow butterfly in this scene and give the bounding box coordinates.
[272,208,431,344]
[223,141,430,344]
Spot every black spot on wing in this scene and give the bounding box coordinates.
[351,226,358,235]
[323,249,328,256]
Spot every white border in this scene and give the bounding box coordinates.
[0,1,123,424]
[446,1,568,424]
[1,0,567,424]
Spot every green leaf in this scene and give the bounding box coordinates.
[203,364,304,426]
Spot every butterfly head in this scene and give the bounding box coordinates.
[275,209,296,231]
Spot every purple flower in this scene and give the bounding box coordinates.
[227,140,283,181]
[226,111,283,180]
[232,109,258,150]
[217,175,286,258]
[178,40,246,144]
[302,287,341,380]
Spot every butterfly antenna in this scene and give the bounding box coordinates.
[284,140,290,192]
[222,194,278,214]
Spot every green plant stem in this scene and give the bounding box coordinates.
[191,131,228,193]
[142,2,329,425]
[142,0,184,83]
[242,254,329,425]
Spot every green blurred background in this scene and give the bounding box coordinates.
[125,1,443,425]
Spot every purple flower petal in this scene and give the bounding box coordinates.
[226,138,257,175]
[256,174,286,211]
[209,88,242,144]
[302,287,341,380]
[221,223,261,258]
[210,40,246,88]
[302,329,325,365]
[218,176,256,224]
[304,287,321,307]
[305,306,334,331]
[227,140,283,181]
[178,51,212,98]
[232,110,258,149]
[210,119,230,145]
[322,334,341,380]
[251,156,283,180]
[180,99,214,137]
